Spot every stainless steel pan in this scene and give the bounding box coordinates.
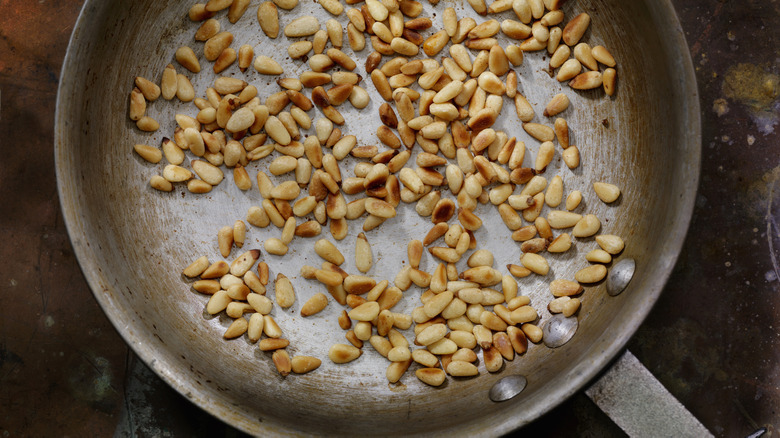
[55,0,700,435]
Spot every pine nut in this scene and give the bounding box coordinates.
[315,238,345,265]
[422,30,449,57]
[603,68,617,95]
[570,71,603,90]
[348,301,381,321]
[596,235,625,254]
[544,93,570,117]
[514,94,535,122]
[562,12,590,46]
[574,43,598,71]
[547,210,582,229]
[550,279,583,297]
[446,360,478,377]
[572,214,601,237]
[247,293,273,314]
[264,238,289,255]
[562,145,580,169]
[415,368,446,386]
[173,47,200,74]
[593,182,621,203]
[290,356,321,374]
[576,264,608,284]
[300,292,329,317]
[160,64,178,101]
[534,141,554,172]
[523,123,555,142]
[547,233,572,253]
[458,208,483,231]
[586,249,612,264]
[557,59,582,82]
[247,206,270,228]
[521,252,549,275]
[522,323,543,343]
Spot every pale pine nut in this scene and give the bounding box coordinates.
[315,238,345,265]
[595,235,625,254]
[522,323,543,343]
[574,43,598,71]
[586,249,612,263]
[575,264,608,283]
[547,210,583,229]
[521,252,549,275]
[264,238,289,256]
[593,182,621,203]
[572,214,601,237]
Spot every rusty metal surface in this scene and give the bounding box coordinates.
[0,0,777,437]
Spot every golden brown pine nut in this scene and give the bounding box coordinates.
[291,356,322,374]
[562,12,590,46]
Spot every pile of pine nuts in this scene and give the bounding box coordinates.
[132,0,627,384]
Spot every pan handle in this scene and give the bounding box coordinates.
[585,350,715,437]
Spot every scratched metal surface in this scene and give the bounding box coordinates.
[0,1,776,438]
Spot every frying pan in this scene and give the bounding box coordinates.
[55,0,700,435]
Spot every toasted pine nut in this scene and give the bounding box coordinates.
[521,253,549,275]
[522,323,543,343]
[574,42,598,71]
[273,273,295,308]
[570,71,603,90]
[591,45,617,68]
[136,115,160,132]
[230,249,260,277]
[572,214,601,238]
[300,292,329,317]
[550,279,583,297]
[270,349,291,376]
[596,235,625,255]
[556,58,582,82]
[467,249,494,268]
[587,249,612,264]
[543,93,570,117]
[511,94,534,124]
[315,238,345,265]
[290,356,321,374]
[193,279,220,295]
[349,301,381,322]
[547,233,572,252]
[562,145,580,169]
[593,182,621,203]
[603,68,618,95]
[576,264,608,284]
[562,12,590,46]
[264,238,289,255]
[523,123,555,142]
[446,360,478,377]
[284,15,320,37]
[422,30,449,57]
[547,210,582,229]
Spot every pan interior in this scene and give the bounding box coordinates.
[56,0,699,435]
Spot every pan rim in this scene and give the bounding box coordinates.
[54,0,702,434]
